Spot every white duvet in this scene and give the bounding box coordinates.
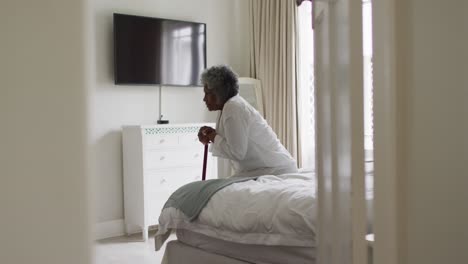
[155,171,317,250]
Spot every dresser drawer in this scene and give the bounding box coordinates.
[146,167,203,193]
[143,133,203,149]
[145,165,215,224]
[143,134,179,149]
[178,133,202,147]
[144,149,205,170]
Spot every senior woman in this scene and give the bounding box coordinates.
[198,65,298,177]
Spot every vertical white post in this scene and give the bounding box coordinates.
[314,0,367,263]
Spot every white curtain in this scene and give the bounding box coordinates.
[249,0,299,164]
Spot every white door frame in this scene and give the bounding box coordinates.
[313,0,367,263]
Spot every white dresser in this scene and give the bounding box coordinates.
[122,123,217,240]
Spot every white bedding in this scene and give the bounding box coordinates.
[155,171,317,250]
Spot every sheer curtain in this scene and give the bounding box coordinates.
[249,0,299,162]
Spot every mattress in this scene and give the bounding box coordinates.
[176,229,316,264]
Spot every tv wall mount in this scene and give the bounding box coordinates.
[157,84,169,124]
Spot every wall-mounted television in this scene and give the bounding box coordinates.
[113,13,206,86]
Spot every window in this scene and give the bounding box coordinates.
[297,0,374,168]
[363,0,374,160]
[297,1,315,170]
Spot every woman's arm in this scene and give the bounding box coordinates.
[212,114,249,161]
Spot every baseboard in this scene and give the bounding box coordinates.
[94,219,125,240]
[94,219,158,240]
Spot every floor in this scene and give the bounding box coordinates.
[94,231,176,264]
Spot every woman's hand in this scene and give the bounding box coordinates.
[198,126,216,145]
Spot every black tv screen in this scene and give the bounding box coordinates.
[113,13,206,86]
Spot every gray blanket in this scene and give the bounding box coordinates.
[163,177,258,221]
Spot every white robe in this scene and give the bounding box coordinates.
[210,95,298,177]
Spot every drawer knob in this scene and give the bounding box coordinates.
[159,139,165,144]
[194,153,199,158]
[160,156,165,161]
[160,179,166,184]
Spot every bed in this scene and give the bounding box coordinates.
[155,168,374,264]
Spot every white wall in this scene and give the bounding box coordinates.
[89,0,251,226]
[0,1,91,264]
[377,1,468,263]
[402,1,468,263]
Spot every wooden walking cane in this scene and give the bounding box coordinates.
[202,144,208,181]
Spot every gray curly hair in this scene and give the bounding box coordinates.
[201,65,239,104]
